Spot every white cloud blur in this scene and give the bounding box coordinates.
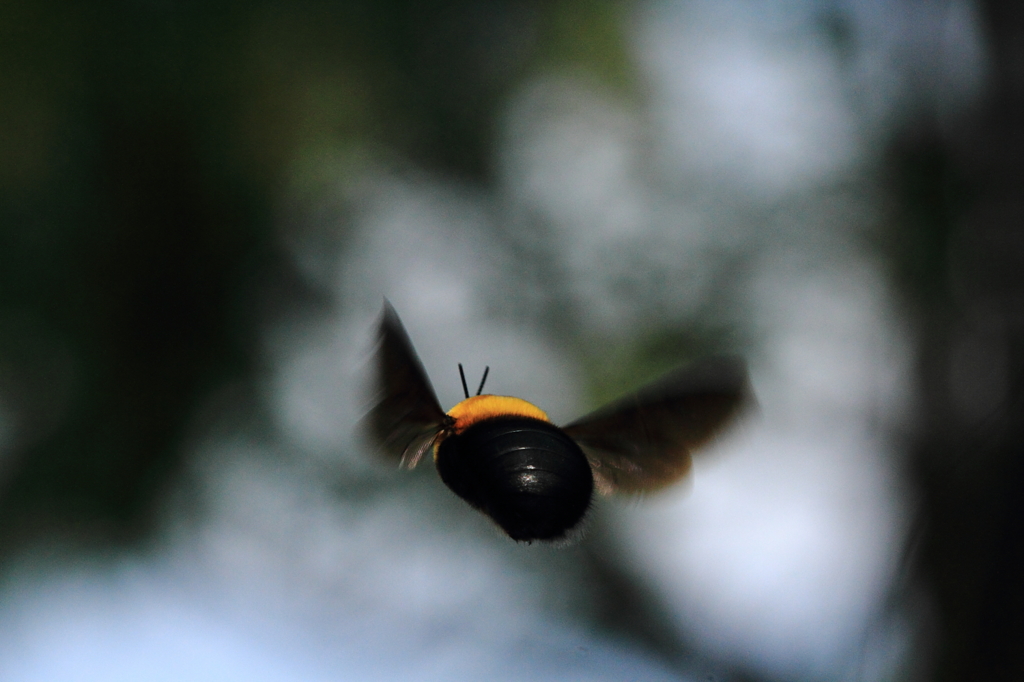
[604,263,913,679]
[637,0,864,198]
[270,168,583,463]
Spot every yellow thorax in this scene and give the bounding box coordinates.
[446,395,550,434]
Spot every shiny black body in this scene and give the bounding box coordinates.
[435,416,593,542]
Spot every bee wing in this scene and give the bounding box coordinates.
[364,302,448,468]
[562,356,750,494]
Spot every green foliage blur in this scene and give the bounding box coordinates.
[0,0,633,555]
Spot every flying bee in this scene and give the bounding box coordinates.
[365,302,750,542]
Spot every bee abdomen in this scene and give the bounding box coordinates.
[435,417,593,542]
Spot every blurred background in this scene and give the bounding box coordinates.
[0,0,1020,680]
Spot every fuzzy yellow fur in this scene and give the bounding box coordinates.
[446,395,549,434]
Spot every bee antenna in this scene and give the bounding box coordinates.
[476,366,490,396]
[458,363,470,399]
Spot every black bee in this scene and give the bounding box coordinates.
[365,302,750,542]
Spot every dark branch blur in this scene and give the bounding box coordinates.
[897,2,1024,680]
[0,1,1020,680]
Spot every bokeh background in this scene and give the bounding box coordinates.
[0,1,1020,680]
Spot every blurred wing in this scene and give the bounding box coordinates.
[563,356,750,494]
[364,302,448,468]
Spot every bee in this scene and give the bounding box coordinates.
[365,302,750,542]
